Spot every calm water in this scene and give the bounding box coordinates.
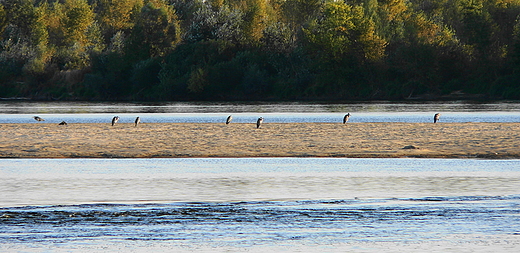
[1,158,520,252]
[1,101,520,123]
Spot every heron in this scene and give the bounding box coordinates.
[58,121,67,125]
[112,116,119,126]
[434,113,440,123]
[135,117,141,127]
[33,116,45,122]
[256,117,263,129]
[226,115,232,125]
[343,113,351,124]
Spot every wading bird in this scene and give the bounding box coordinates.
[434,113,440,123]
[135,117,141,127]
[33,116,45,122]
[112,116,120,126]
[257,117,263,129]
[343,113,351,124]
[226,115,232,125]
[58,121,67,125]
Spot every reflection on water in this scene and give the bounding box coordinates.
[2,100,520,113]
[1,158,519,206]
[1,101,519,123]
[1,158,519,252]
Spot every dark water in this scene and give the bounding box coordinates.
[2,100,520,113]
[1,101,520,123]
[1,158,519,252]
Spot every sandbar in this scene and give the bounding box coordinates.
[0,122,519,159]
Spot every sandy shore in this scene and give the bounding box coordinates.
[0,122,519,159]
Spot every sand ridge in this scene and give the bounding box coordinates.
[0,122,519,158]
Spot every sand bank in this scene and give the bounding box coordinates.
[0,122,519,158]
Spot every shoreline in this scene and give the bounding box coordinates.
[1,122,519,159]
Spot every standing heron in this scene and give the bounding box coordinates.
[433,113,440,123]
[135,117,141,127]
[33,116,45,122]
[256,117,263,129]
[226,115,232,125]
[112,116,120,126]
[343,113,351,124]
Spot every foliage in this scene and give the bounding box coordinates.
[2,0,520,100]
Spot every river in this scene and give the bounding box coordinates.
[1,158,519,252]
[1,100,520,123]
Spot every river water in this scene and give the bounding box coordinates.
[1,158,519,252]
[1,100,520,123]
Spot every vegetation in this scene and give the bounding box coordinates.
[1,0,520,101]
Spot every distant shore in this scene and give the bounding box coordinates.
[0,122,519,159]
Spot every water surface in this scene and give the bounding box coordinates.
[1,158,519,252]
[2,100,520,113]
[1,101,520,123]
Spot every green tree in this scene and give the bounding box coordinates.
[261,21,296,53]
[186,2,244,45]
[187,67,208,93]
[0,0,51,74]
[0,5,7,40]
[282,0,321,27]
[242,0,268,46]
[2,0,38,38]
[48,0,104,69]
[24,2,52,74]
[376,0,410,42]
[127,0,181,60]
[304,1,386,62]
[96,0,143,39]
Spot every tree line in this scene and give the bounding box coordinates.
[1,0,520,101]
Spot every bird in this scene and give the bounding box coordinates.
[256,117,263,129]
[135,117,141,127]
[33,116,45,122]
[226,115,232,125]
[58,121,67,125]
[343,113,351,124]
[433,113,440,123]
[112,116,120,126]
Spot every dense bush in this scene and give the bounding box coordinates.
[1,0,520,100]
